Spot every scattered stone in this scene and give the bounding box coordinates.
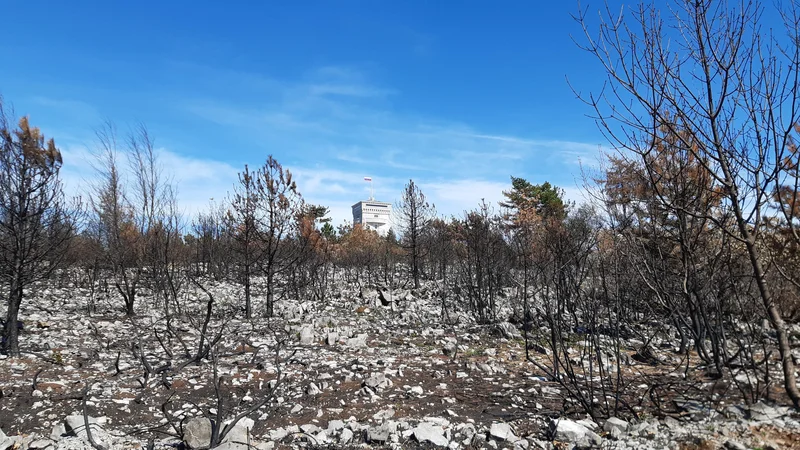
[217,444,247,450]
[723,405,747,419]
[326,332,338,345]
[576,419,598,431]
[489,422,518,442]
[367,422,396,443]
[64,415,111,448]
[55,437,96,450]
[306,382,321,395]
[364,372,391,390]
[51,423,67,441]
[327,420,345,431]
[221,418,254,447]
[299,325,314,345]
[494,322,521,340]
[300,424,321,435]
[421,417,448,427]
[550,419,602,448]
[184,417,212,449]
[340,428,354,445]
[347,334,368,348]
[413,422,449,447]
[603,417,628,434]
[747,402,787,421]
[29,439,55,450]
[268,427,289,441]
[4,266,799,450]
[0,429,13,450]
[373,408,395,421]
[723,441,748,450]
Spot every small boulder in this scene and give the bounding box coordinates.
[326,332,338,345]
[64,415,111,448]
[51,423,67,441]
[747,402,787,421]
[408,386,424,396]
[550,419,602,448]
[489,422,518,442]
[340,428,354,445]
[364,373,390,390]
[221,418,255,447]
[360,287,378,300]
[299,326,314,345]
[0,429,13,450]
[723,441,748,450]
[603,417,628,434]
[367,422,396,443]
[306,383,321,396]
[327,420,345,432]
[346,334,367,348]
[413,423,449,447]
[494,322,521,340]
[373,408,395,421]
[184,417,212,449]
[29,439,56,450]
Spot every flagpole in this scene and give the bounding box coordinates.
[365,176,374,200]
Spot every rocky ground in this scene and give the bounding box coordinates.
[1,277,799,450]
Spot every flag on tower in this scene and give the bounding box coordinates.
[364,176,372,182]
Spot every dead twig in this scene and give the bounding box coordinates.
[31,368,43,392]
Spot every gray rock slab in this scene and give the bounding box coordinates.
[0,428,13,450]
[413,422,449,447]
[489,422,518,442]
[604,417,629,434]
[184,417,212,449]
[551,419,602,448]
[63,415,111,448]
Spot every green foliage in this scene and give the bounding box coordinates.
[304,204,331,223]
[385,228,398,244]
[500,177,566,220]
[320,222,336,241]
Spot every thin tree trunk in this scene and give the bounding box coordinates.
[244,262,252,320]
[720,156,800,407]
[2,278,23,356]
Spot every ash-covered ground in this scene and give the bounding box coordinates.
[1,278,799,450]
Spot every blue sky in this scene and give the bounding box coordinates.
[0,1,615,224]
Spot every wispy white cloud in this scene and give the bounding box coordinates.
[59,144,240,221]
[32,62,602,226]
[171,64,603,223]
[421,179,509,218]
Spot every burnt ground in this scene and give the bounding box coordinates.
[1,279,799,449]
